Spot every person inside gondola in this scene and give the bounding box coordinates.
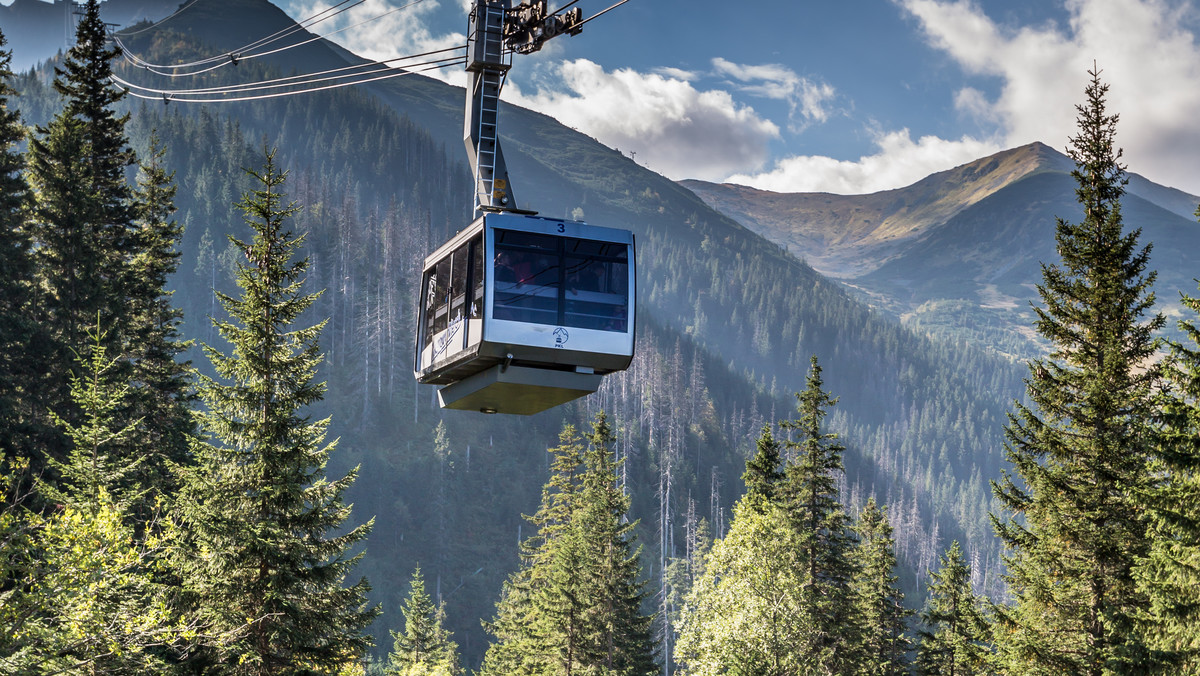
[495,252,517,283]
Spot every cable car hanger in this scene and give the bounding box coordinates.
[464,0,627,215]
[413,0,638,415]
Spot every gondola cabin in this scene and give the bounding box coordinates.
[415,213,635,414]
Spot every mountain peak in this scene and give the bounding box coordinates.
[682,142,1078,277]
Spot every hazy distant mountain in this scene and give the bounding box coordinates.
[0,0,181,71]
[685,143,1200,357]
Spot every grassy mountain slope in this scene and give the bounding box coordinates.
[681,142,1072,278]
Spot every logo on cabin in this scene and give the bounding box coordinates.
[433,314,464,359]
[553,327,569,348]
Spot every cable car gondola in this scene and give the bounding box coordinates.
[415,212,634,414]
[413,0,636,415]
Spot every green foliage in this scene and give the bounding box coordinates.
[1134,256,1200,669]
[742,424,783,510]
[678,360,872,675]
[41,320,143,511]
[177,150,378,673]
[124,131,195,503]
[990,67,1165,674]
[387,567,461,676]
[852,499,912,674]
[780,356,860,672]
[482,413,656,676]
[0,29,42,465]
[676,499,811,675]
[916,541,991,676]
[577,413,658,674]
[1,324,183,674]
[28,0,135,352]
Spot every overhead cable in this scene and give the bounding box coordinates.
[127,45,463,94]
[114,0,378,71]
[113,58,464,103]
[116,0,438,80]
[119,0,204,36]
[115,51,464,96]
[577,0,629,29]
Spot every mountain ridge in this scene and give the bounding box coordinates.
[684,142,1200,357]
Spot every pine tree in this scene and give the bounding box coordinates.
[742,424,783,510]
[24,0,140,475]
[852,498,912,675]
[387,568,461,676]
[2,322,182,674]
[1133,214,1200,670]
[991,66,1164,674]
[482,414,656,676]
[124,132,194,504]
[578,412,657,674]
[28,0,136,356]
[781,355,859,672]
[0,29,43,465]
[482,424,584,676]
[42,321,143,511]
[916,541,990,676]
[177,151,378,673]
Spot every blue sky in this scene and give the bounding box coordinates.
[14,0,1198,195]
[272,0,1200,194]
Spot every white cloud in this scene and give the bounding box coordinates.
[293,0,467,85]
[653,66,700,82]
[725,129,1001,194]
[507,59,781,181]
[711,57,837,129]
[899,0,1200,194]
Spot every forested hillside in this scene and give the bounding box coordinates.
[2,0,1034,669]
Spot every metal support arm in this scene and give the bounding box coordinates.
[463,0,583,214]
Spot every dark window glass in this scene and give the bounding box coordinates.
[493,230,560,325]
[450,243,469,324]
[492,228,629,332]
[564,251,628,332]
[429,256,451,337]
[470,236,484,319]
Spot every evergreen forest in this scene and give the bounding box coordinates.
[3,2,1200,674]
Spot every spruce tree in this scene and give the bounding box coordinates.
[482,414,656,676]
[742,424,783,510]
[387,568,461,676]
[851,498,911,675]
[42,322,143,511]
[916,541,991,675]
[991,67,1164,674]
[578,412,657,674]
[1133,224,1200,670]
[24,0,143,481]
[781,355,859,672]
[28,0,136,363]
[177,151,378,673]
[0,30,42,464]
[2,322,181,674]
[677,399,855,676]
[124,131,194,502]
